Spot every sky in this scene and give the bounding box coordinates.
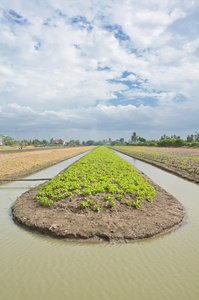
[0,0,199,142]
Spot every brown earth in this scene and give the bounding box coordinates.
[132,146,199,158]
[12,162,185,243]
[112,146,199,184]
[0,146,95,184]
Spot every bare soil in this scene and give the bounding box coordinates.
[12,164,185,244]
[133,146,199,158]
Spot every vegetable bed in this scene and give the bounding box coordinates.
[12,146,185,243]
[36,146,156,211]
[111,146,199,184]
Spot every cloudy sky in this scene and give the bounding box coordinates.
[0,0,199,142]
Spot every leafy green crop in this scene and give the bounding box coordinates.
[132,199,141,209]
[35,146,156,210]
[125,200,131,206]
[109,200,115,207]
[116,194,123,201]
[86,198,94,206]
[104,194,114,200]
[80,198,94,209]
[93,204,100,211]
[80,202,88,209]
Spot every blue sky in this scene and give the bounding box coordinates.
[0,0,198,142]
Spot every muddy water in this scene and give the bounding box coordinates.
[1,151,199,300]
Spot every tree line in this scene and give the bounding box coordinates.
[1,132,199,147]
[129,132,199,147]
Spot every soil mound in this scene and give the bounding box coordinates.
[12,167,185,243]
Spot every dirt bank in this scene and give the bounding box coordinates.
[12,164,185,243]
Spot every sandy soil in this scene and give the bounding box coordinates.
[0,146,95,183]
[12,163,185,243]
[113,146,199,184]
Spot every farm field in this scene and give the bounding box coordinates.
[12,146,185,242]
[0,146,95,181]
[111,146,199,184]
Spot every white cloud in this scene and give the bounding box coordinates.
[1,101,198,141]
[0,0,198,140]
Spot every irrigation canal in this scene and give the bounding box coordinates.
[0,149,199,300]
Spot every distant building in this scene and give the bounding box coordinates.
[52,139,65,145]
[0,134,5,146]
[63,140,68,146]
[54,139,60,144]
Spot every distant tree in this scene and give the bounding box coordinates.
[20,139,29,146]
[102,139,107,145]
[195,132,199,142]
[162,134,181,140]
[187,135,194,143]
[69,140,75,144]
[138,137,146,143]
[95,140,103,145]
[160,134,169,140]
[59,139,64,145]
[131,132,138,143]
[171,135,179,139]
[50,138,54,145]
[82,141,86,145]
[3,136,16,146]
[86,140,95,145]
[119,138,124,144]
[157,138,184,147]
[173,139,185,147]
[32,139,41,146]
[42,139,48,146]
[157,139,173,147]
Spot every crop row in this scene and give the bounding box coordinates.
[35,146,156,210]
[111,146,199,177]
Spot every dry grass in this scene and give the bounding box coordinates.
[0,146,95,178]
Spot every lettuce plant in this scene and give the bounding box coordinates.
[35,146,156,209]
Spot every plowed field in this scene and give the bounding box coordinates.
[111,146,199,184]
[0,147,95,180]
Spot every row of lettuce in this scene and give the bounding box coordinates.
[35,146,156,211]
